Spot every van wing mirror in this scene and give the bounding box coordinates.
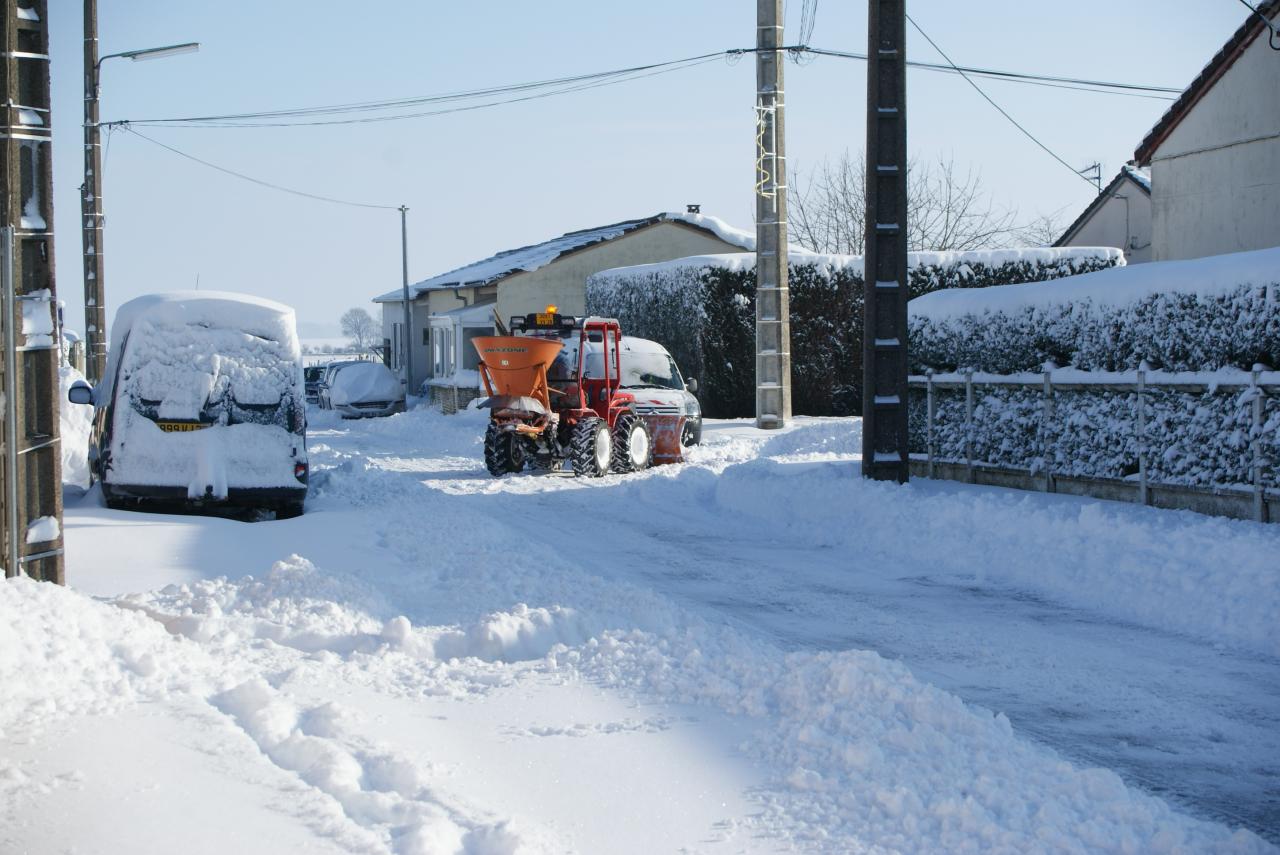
[686,377,698,394]
[67,380,94,406]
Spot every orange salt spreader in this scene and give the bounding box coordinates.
[472,309,685,477]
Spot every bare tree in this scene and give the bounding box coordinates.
[790,151,1023,254]
[1012,208,1070,247]
[340,307,378,351]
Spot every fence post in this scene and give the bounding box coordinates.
[926,372,935,478]
[1041,365,1055,493]
[964,370,974,483]
[1137,366,1149,506]
[1252,367,1265,523]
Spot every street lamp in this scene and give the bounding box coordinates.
[82,1,197,382]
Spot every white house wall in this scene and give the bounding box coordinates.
[1060,187,1153,264]
[1150,17,1280,261]
[495,222,744,323]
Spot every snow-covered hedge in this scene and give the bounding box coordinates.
[908,373,1280,488]
[588,248,1122,418]
[906,249,1280,488]
[909,247,1280,374]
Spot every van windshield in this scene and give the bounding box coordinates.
[121,319,298,426]
[584,349,684,390]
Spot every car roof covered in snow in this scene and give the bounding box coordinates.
[100,291,301,401]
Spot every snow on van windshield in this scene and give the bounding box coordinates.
[584,348,684,390]
[120,319,297,420]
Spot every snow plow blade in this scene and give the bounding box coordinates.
[643,414,685,465]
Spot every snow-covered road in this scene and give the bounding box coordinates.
[6,405,1276,853]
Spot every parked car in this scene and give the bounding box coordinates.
[67,291,309,517]
[324,361,406,419]
[561,334,702,446]
[304,365,325,405]
[315,359,362,410]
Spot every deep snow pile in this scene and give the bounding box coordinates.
[59,365,94,488]
[15,408,1277,853]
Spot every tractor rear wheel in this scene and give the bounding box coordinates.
[611,412,652,473]
[484,423,525,476]
[570,417,611,477]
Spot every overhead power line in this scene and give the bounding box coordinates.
[121,126,399,210]
[107,47,1179,130]
[804,47,1180,100]
[903,15,1100,189]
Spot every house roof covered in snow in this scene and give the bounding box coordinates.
[373,212,756,303]
[1052,165,1150,247]
[1134,0,1280,164]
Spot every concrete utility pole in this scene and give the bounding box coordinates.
[862,0,910,482]
[81,0,105,382]
[754,0,791,429]
[399,205,412,393]
[2,0,65,583]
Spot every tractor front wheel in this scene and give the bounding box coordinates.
[570,417,611,477]
[484,423,525,476]
[611,412,652,473]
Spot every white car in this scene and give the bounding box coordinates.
[574,335,702,446]
[67,291,309,517]
[324,361,406,419]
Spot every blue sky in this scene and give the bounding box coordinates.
[46,1,1249,335]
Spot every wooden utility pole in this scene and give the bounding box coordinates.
[1,0,65,583]
[862,0,909,482]
[754,0,791,429]
[82,0,105,383]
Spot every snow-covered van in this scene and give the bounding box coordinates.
[68,292,309,517]
[564,335,702,446]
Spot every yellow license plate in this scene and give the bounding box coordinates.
[156,421,210,433]
[535,312,555,326]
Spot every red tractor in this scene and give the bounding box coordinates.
[472,310,683,477]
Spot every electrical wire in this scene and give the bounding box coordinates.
[805,46,1179,100]
[121,126,400,210]
[1234,0,1280,49]
[112,53,728,129]
[904,14,1099,188]
[107,47,1179,131]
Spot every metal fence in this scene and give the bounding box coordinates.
[909,369,1278,523]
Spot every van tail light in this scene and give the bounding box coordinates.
[294,462,308,482]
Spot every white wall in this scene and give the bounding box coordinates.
[1059,183,1153,264]
[1150,14,1280,261]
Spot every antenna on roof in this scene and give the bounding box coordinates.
[686,204,701,214]
[1077,162,1102,194]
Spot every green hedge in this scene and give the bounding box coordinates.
[587,249,1122,417]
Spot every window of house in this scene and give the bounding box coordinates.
[462,328,486,370]
[390,323,402,370]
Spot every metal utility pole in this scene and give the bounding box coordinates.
[399,205,412,393]
[81,0,105,382]
[862,0,909,483]
[754,0,791,429]
[2,0,65,583]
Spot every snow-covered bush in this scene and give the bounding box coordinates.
[909,247,1280,374]
[910,380,1280,488]
[588,248,1121,418]
[907,249,1280,488]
